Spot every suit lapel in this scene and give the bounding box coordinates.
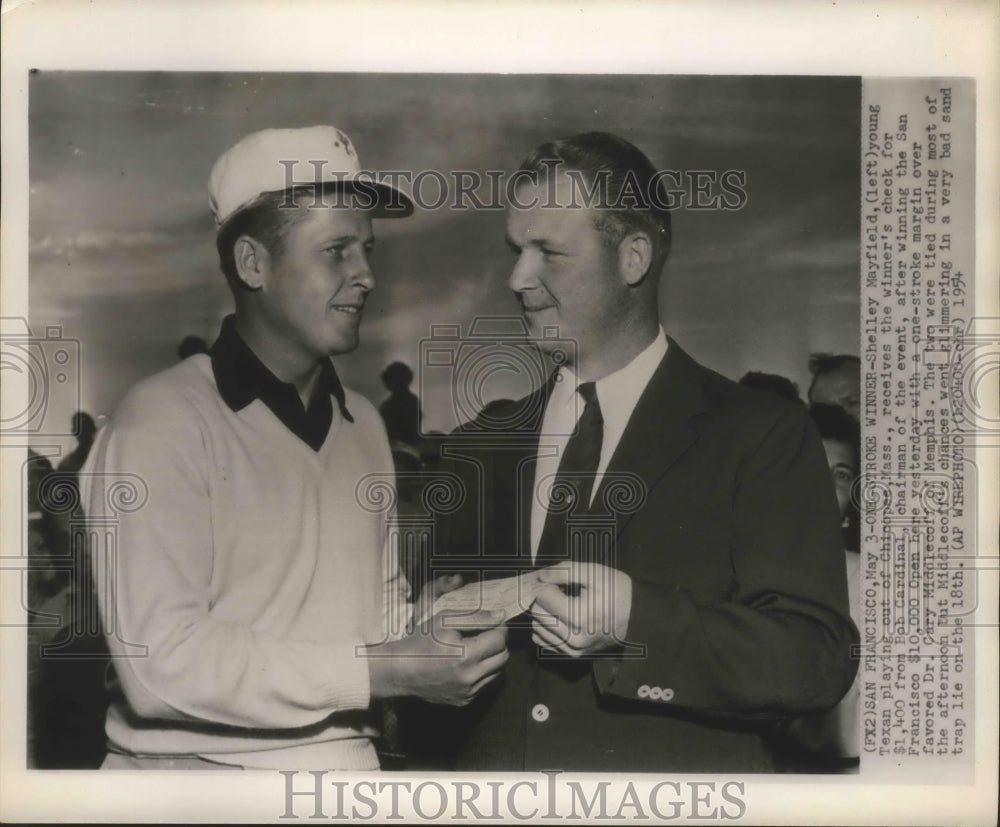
[593,338,716,541]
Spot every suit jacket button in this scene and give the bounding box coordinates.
[662,688,675,702]
[531,703,550,723]
[637,684,651,698]
[649,686,663,700]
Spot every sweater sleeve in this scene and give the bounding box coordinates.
[356,391,414,643]
[383,519,414,642]
[82,380,373,730]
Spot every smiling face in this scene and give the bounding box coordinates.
[252,201,376,362]
[505,175,634,368]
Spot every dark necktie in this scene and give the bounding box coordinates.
[534,381,604,570]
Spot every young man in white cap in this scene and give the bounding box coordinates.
[81,126,507,770]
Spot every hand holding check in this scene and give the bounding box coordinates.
[416,563,633,659]
[368,574,510,706]
[530,563,633,657]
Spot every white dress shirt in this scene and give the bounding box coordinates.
[530,328,668,559]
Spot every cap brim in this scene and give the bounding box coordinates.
[289,177,414,218]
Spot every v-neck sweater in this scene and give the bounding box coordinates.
[81,354,410,769]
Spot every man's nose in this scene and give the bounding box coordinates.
[352,256,375,292]
[508,252,537,293]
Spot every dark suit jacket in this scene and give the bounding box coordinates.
[417,337,858,773]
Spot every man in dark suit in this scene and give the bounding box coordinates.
[421,132,857,773]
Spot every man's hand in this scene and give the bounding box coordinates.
[530,563,632,657]
[367,610,509,706]
[412,572,464,632]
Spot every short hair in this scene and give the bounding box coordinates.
[381,361,414,389]
[515,132,672,280]
[215,189,312,292]
[807,352,860,393]
[809,403,860,464]
[738,371,803,404]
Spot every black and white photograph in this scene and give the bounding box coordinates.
[23,69,863,776]
[1,2,996,824]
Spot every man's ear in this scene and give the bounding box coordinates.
[618,232,653,286]
[233,235,269,290]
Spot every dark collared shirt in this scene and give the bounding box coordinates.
[210,315,353,451]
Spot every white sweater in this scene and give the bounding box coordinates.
[81,355,410,769]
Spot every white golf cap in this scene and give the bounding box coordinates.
[209,125,413,225]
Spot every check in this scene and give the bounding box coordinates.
[417,572,548,626]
